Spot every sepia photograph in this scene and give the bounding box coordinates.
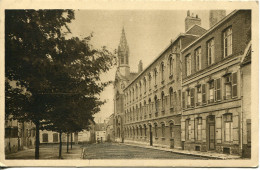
[0,0,258,167]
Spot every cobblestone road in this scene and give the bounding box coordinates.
[83,143,212,159]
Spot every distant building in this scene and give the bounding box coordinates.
[5,115,35,154]
[105,114,115,142]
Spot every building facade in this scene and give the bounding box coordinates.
[5,116,36,154]
[113,9,251,157]
[181,10,251,156]
[119,12,206,148]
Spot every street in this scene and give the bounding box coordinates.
[82,143,211,159]
[6,142,213,160]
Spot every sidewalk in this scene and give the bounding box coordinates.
[121,142,242,160]
[5,144,83,160]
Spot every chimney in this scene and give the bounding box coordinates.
[138,60,143,73]
[209,10,226,28]
[185,10,201,32]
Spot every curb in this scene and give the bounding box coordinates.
[121,143,240,160]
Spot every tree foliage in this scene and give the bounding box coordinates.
[5,9,116,158]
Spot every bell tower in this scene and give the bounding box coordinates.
[117,27,130,77]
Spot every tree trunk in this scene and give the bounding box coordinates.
[66,133,69,153]
[59,132,62,159]
[70,133,73,149]
[35,120,40,159]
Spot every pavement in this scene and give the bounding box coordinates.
[122,142,242,160]
[82,142,212,159]
[5,144,83,160]
[5,142,243,160]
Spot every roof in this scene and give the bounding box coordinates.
[185,24,207,36]
[241,41,251,66]
[181,10,239,53]
[123,33,195,90]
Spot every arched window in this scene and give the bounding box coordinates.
[169,87,173,108]
[154,123,158,137]
[148,73,152,89]
[161,91,165,112]
[136,104,139,121]
[154,68,157,85]
[161,62,165,81]
[169,55,173,76]
[148,98,151,118]
[139,102,142,119]
[136,84,138,99]
[161,123,165,137]
[139,81,142,96]
[143,77,147,92]
[144,124,147,136]
[170,123,174,138]
[154,95,158,114]
[143,100,147,119]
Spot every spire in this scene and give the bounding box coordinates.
[120,27,127,45]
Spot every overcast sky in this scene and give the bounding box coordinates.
[68,10,232,123]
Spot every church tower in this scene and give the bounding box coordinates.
[117,27,130,77]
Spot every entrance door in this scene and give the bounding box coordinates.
[149,125,153,146]
[208,115,215,150]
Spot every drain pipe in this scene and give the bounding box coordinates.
[240,68,243,156]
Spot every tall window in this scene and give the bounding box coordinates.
[139,103,142,119]
[214,78,221,101]
[197,85,202,106]
[223,27,232,57]
[202,84,206,104]
[155,96,158,114]
[149,73,152,89]
[136,85,138,99]
[186,54,191,76]
[53,133,58,142]
[224,74,232,100]
[169,88,174,108]
[143,78,146,92]
[207,38,215,65]
[169,56,173,76]
[224,113,233,142]
[185,119,191,140]
[161,91,165,112]
[195,47,201,71]
[144,125,147,136]
[182,91,186,108]
[143,100,147,119]
[139,81,142,96]
[196,117,202,141]
[161,123,165,137]
[190,88,195,107]
[232,72,237,98]
[161,62,165,82]
[187,90,191,107]
[170,123,174,138]
[155,124,158,137]
[154,69,157,85]
[132,88,135,101]
[208,81,214,103]
[121,56,124,64]
[42,133,48,142]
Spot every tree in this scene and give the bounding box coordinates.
[5,10,116,159]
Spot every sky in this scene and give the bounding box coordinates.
[68,10,232,123]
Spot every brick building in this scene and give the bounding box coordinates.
[117,12,206,148]
[181,10,251,156]
[113,9,251,157]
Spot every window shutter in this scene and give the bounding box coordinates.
[202,84,206,104]
[217,78,221,101]
[182,91,185,108]
[232,72,237,97]
[191,88,195,107]
[214,80,217,101]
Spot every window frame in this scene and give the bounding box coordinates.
[223,26,233,58]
